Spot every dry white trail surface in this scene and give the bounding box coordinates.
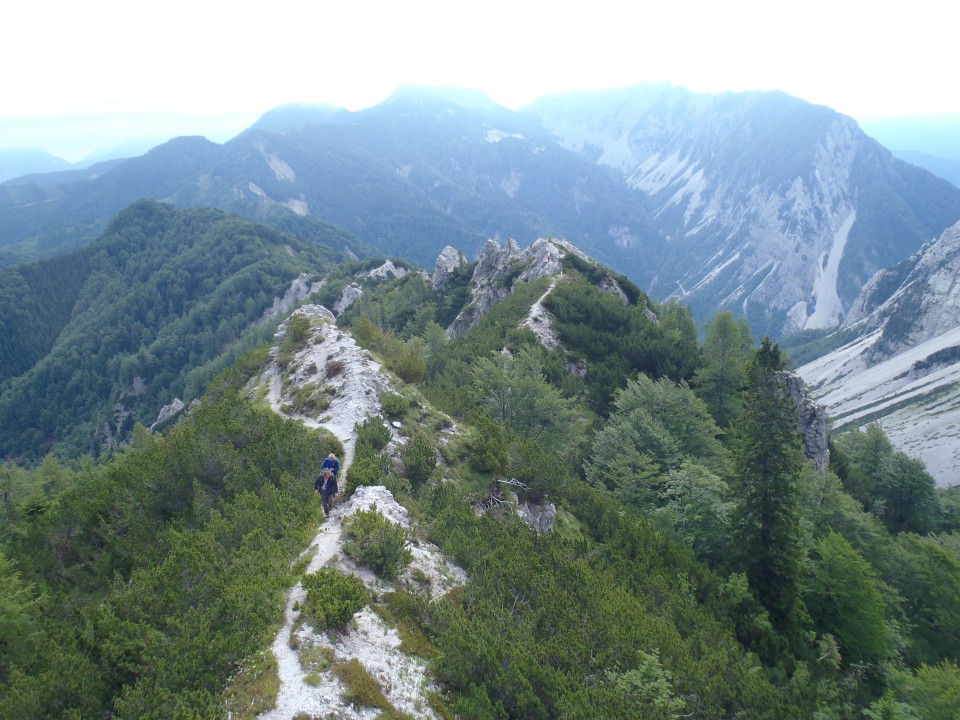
[253,311,465,719]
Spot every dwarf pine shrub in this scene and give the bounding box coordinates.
[301,567,368,629]
[342,507,411,579]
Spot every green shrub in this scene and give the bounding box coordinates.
[312,431,345,463]
[381,392,409,418]
[427,691,456,720]
[289,383,332,414]
[402,433,437,487]
[355,417,392,457]
[394,341,426,383]
[375,590,436,658]
[344,457,382,496]
[342,508,412,580]
[298,643,335,674]
[380,472,413,500]
[301,567,368,629]
[223,650,279,720]
[279,315,314,368]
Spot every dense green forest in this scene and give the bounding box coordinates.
[0,200,353,461]
[2,233,959,717]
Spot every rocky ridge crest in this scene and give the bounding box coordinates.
[843,221,960,363]
[444,236,627,337]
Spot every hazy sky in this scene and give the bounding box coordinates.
[2,0,957,161]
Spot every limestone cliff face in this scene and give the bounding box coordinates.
[446,238,523,337]
[333,283,362,316]
[531,86,960,338]
[149,398,186,431]
[798,221,960,486]
[779,371,830,475]
[257,272,325,325]
[844,221,960,362]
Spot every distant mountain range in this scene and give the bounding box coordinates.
[861,115,960,161]
[0,148,72,182]
[886,149,960,189]
[3,84,960,342]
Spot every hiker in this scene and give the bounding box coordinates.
[317,452,340,515]
[321,452,340,480]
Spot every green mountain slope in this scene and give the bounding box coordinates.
[0,199,352,460]
[1,238,959,718]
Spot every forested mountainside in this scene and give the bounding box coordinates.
[0,200,355,460]
[888,150,960,189]
[2,229,958,718]
[0,137,373,267]
[5,84,960,342]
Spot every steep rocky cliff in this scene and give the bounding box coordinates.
[844,221,960,361]
[798,221,960,485]
[780,371,830,475]
[530,85,960,337]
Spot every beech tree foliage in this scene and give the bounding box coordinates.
[585,374,726,509]
[471,347,580,456]
[834,425,938,535]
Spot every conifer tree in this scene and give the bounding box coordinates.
[730,337,807,640]
[694,311,750,428]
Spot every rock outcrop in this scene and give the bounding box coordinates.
[446,238,523,337]
[263,305,389,462]
[844,221,960,362]
[446,237,606,338]
[333,283,362,316]
[780,371,830,475]
[519,500,558,534]
[431,246,466,291]
[360,260,409,280]
[149,398,185,431]
[257,272,325,325]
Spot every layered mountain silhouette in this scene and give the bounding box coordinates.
[529,85,960,336]
[3,84,960,341]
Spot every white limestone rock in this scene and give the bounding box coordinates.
[431,245,466,291]
[333,283,362,316]
[149,398,185,431]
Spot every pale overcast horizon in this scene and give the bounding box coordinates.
[2,0,958,162]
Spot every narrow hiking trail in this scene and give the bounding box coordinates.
[520,277,561,350]
[263,304,392,467]
[260,488,440,720]
[251,308,465,719]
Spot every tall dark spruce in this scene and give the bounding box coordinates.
[730,338,807,642]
